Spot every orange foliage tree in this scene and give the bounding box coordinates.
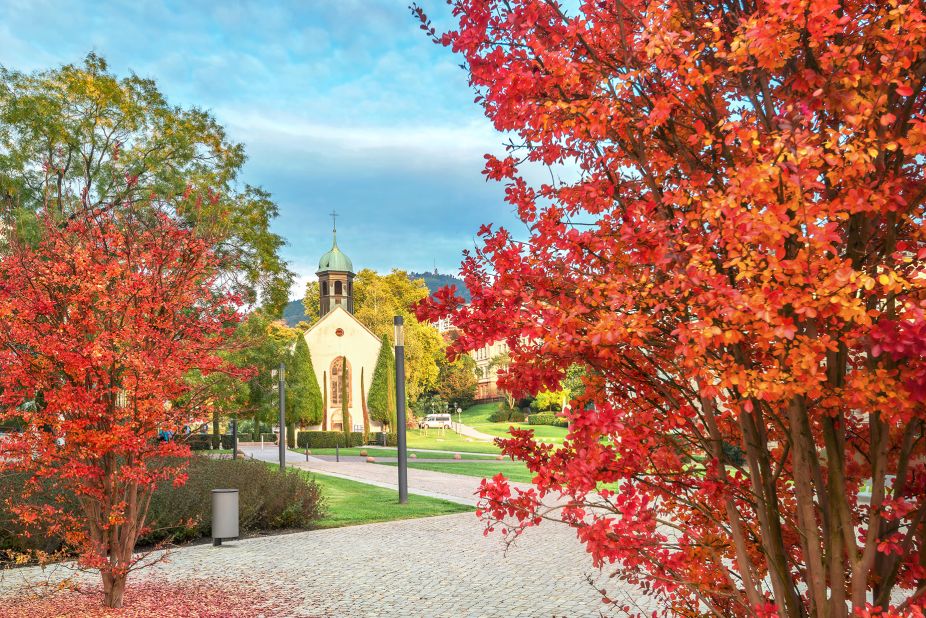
[0,206,240,608]
[414,1,926,615]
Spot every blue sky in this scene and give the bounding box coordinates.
[0,0,519,297]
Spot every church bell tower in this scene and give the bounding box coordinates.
[317,211,354,316]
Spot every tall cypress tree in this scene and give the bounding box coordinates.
[361,366,370,441]
[285,337,323,447]
[340,356,351,440]
[286,337,323,425]
[322,371,328,430]
[367,335,396,431]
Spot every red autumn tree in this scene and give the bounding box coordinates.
[0,206,240,608]
[414,1,926,616]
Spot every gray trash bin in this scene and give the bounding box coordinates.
[212,488,239,546]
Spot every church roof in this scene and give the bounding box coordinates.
[317,232,353,274]
[303,305,382,344]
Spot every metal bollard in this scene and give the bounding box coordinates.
[212,489,239,546]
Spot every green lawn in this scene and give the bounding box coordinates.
[404,429,502,454]
[459,402,569,444]
[378,460,535,484]
[302,447,497,460]
[309,472,472,528]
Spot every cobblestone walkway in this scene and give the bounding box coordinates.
[1,512,650,617]
[1,448,654,617]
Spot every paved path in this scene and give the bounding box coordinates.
[306,456,495,464]
[240,445,509,506]
[1,511,650,617]
[366,445,500,458]
[0,446,652,616]
[452,422,497,441]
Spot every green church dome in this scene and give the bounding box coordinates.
[317,234,353,273]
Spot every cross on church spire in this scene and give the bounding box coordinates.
[329,210,339,245]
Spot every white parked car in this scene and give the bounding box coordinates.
[419,414,453,429]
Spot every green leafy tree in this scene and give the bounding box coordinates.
[0,53,292,312]
[412,393,448,420]
[210,313,297,441]
[561,364,587,401]
[368,335,397,430]
[199,370,247,448]
[353,269,443,403]
[532,390,568,412]
[436,354,477,410]
[301,281,320,328]
[489,352,515,410]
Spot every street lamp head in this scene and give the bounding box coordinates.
[393,315,405,347]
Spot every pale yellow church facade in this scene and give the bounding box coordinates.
[301,228,387,432]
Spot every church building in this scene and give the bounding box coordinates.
[301,224,387,432]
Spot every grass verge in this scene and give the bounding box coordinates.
[377,460,535,484]
[307,472,472,528]
[460,402,568,444]
[404,430,501,454]
[302,447,497,460]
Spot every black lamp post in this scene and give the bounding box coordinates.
[277,362,286,471]
[394,316,408,504]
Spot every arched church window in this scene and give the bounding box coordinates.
[322,281,329,296]
[335,280,343,295]
[330,357,351,407]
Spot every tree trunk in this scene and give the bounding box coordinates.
[252,411,259,442]
[102,571,127,608]
[211,409,220,449]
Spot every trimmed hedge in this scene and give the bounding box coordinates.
[219,433,276,449]
[527,412,558,426]
[184,435,214,451]
[553,417,569,428]
[296,431,364,449]
[234,433,277,443]
[489,408,528,423]
[489,407,513,422]
[368,432,397,447]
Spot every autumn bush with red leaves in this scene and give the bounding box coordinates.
[0,205,242,608]
[414,0,926,616]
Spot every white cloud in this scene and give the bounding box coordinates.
[218,108,504,171]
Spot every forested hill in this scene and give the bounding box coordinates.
[282,299,310,326]
[408,271,471,304]
[281,271,470,327]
